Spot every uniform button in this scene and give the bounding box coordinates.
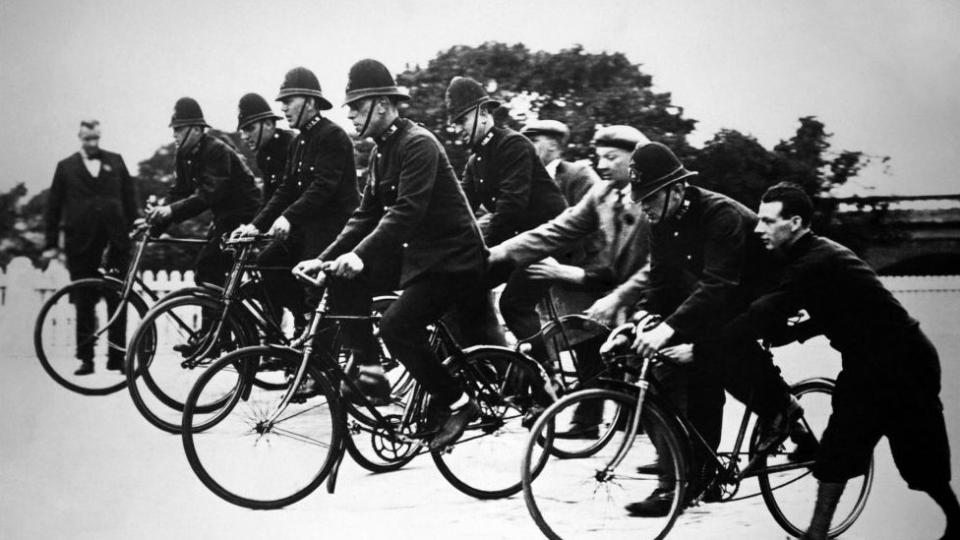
[685,254,692,260]
[377,152,382,158]
[300,141,305,145]
[673,231,679,237]
[402,242,408,248]
[310,166,315,171]
[266,156,271,161]
[390,185,395,191]
[479,179,484,183]
[298,161,302,166]
[477,156,482,162]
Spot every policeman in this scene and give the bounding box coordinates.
[236,92,294,206]
[149,97,260,293]
[446,76,567,370]
[296,59,488,449]
[234,68,359,326]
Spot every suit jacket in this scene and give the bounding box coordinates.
[554,160,598,206]
[168,133,261,228]
[321,118,486,287]
[645,186,778,341]
[45,150,138,254]
[252,116,358,249]
[257,129,295,207]
[462,127,567,247]
[497,181,649,295]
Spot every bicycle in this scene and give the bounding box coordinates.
[521,322,873,539]
[180,270,554,509]
[33,223,207,395]
[123,233,299,433]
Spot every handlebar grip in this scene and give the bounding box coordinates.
[292,268,324,288]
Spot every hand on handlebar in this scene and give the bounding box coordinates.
[631,319,675,359]
[324,252,364,279]
[292,258,327,287]
[659,343,694,364]
[231,223,260,239]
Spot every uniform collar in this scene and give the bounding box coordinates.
[784,230,815,258]
[376,117,405,146]
[473,126,498,151]
[301,114,323,132]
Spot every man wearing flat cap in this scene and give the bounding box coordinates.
[236,92,294,207]
[44,119,139,375]
[148,97,260,294]
[623,141,805,516]
[521,119,598,207]
[490,125,652,436]
[296,59,489,450]
[234,69,358,328]
[446,76,567,372]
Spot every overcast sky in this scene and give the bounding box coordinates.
[2,0,959,197]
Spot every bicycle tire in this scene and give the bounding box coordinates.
[125,293,254,433]
[34,277,148,396]
[523,387,687,540]
[181,346,344,509]
[755,378,874,538]
[430,346,552,499]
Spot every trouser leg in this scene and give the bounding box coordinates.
[379,274,481,407]
[497,266,553,368]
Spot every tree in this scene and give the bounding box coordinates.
[395,42,697,172]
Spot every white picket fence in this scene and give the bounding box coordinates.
[2,255,959,359]
[0,257,198,356]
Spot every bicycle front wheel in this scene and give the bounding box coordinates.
[523,388,687,540]
[126,294,253,433]
[181,346,344,509]
[34,277,147,395]
[755,378,873,538]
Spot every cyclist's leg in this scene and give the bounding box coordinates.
[497,265,554,370]
[194,223,236,329]
[701,338,795,450]
[256,235,302,327]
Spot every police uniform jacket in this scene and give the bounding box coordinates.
[645,185,777,341]
[168,134,260,228]
[257,129,294,206]
[321,118,486,287]
[252,116,358,242]
[45,150,138,254]
[462,127,567,247]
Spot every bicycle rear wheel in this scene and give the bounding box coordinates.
[430,347,551,499]
[34,277,147,395]
[523,388,687,540]
[126,294,253,433]
[181,346,343,509]
[755,378,873,538]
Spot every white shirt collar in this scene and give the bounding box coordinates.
[545,159,561,179]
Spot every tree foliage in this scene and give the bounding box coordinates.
[396,42,697,172]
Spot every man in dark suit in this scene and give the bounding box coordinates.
[295,59,488,450]
[232,72,358,329]
[44,119,139,375]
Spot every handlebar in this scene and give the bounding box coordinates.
[292,267,325,288]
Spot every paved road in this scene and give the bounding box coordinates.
[2,288,958,539]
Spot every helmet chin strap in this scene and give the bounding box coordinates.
[468,106,481,146]
[358,98,376,138]
[294,98,308,128]
[659,185,675,223]
[254,123,264,151]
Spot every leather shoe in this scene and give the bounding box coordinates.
[106,356,125,373]
[625,487,678,517]
[788,423,820,462]
[756,395,804,454]
[429,398,480,451]
[74,361,94,376]
[340,367,392,407]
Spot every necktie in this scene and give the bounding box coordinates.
[609,190,625,261]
